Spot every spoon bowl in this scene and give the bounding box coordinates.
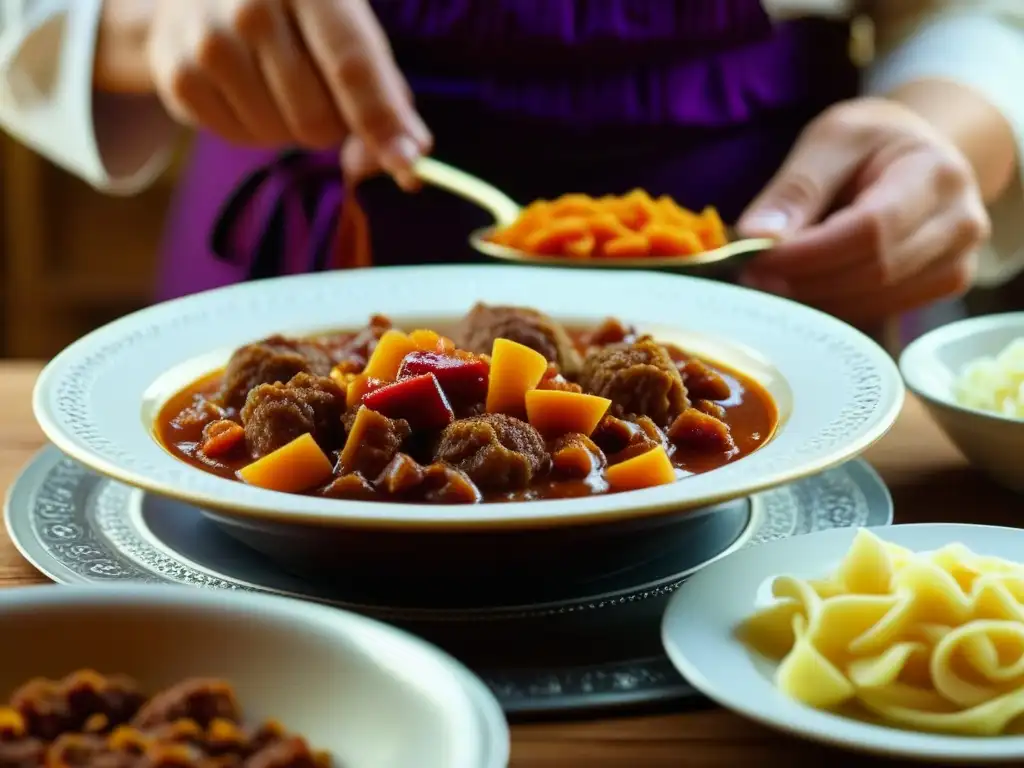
[415,157,774,271]
[470,225,774,271]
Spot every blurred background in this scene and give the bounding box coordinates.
[0,127,1013,362]
[0,135,188,359]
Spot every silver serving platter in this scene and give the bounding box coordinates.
[6,448,891,716]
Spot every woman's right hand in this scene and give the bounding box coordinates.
[147,0,431,189]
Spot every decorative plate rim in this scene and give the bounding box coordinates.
[5,448,893,716]
[32,265,904,530]
[5,447,892,621]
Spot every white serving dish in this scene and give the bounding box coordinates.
[33,265,903,531]
[0,584,508,768]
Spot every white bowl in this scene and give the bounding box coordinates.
[900,313,1024,493]
[0,584,509,768]
[32,265,903,531]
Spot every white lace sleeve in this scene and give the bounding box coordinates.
[0,0,178,195]
[865,1,1024,287]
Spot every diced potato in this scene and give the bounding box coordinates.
[238,433,333,493]
[525,389,611,437]
[605,446,676,491]
[485,339,549,416]
[362,330,419,381]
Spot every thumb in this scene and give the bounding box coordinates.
[737,121,871,239]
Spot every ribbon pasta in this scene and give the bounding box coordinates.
[737,529,1024,736]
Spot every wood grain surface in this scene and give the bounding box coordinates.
[1,361,1019,767]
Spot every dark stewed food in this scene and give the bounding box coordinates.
[156,304,777,503]
[0,670,331,767]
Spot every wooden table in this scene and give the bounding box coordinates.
[1,360,1020,766]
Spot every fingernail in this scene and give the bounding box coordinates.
[410,117,434,152]
[740,210,790,238]
[740,270,791,297]
[379,135,422,191]
[381,135,421,170]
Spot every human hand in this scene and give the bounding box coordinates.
[736,97,990,327]
[148,0,431,189]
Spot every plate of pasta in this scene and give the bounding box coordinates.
[661,524,1024,762]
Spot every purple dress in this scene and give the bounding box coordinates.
[155,0,858,301]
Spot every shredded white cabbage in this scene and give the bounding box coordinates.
[952,338,1024,418]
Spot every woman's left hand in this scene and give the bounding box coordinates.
[736,97,990,327]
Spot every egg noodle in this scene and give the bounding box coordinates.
[737,529,1024,736]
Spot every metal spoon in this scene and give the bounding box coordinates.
[414,157,774,270]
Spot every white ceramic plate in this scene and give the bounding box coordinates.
[661,523,1024,764]
[33,265,903,529]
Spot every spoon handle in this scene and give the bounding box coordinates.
[414,157,522,226]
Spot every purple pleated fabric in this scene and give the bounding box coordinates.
[155,0,858,302]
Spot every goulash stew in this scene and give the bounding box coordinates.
[156,304,778,503]
[0,670,331,767]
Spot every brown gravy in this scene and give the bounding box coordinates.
[155,327,778,503]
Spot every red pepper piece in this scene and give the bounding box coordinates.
[397,351,489,403]
[362,373,455,430]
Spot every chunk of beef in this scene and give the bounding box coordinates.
[336,407,411,479]
[582,317,636,348]
[454,303,581,377]
[374,454,426,495]
[372,454,482,503]
[219,336,332,410]
[680,358,731,401]
[537,363,583,394]
[550,434,606,478]
[240,374,346,458]
[433,413,549,491]
[315,314,392,367]
[143,718,204,746]
[667,408,736,454]
[45,733,126,768]
[247,736,323,768]
[341,405,361,433]
[320,472,377,500]
[694,399,727,419]
[131,680,239,730]
[11,672,145,741]
[634,416,668,446]
[247,721,290,754]
[1,674,331,768]
[591,415,668,465]
[170,398,226,432]
[420,464,482,503]
[0,736,44,768]
[591,415,639,455]
[579,338,689,426]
